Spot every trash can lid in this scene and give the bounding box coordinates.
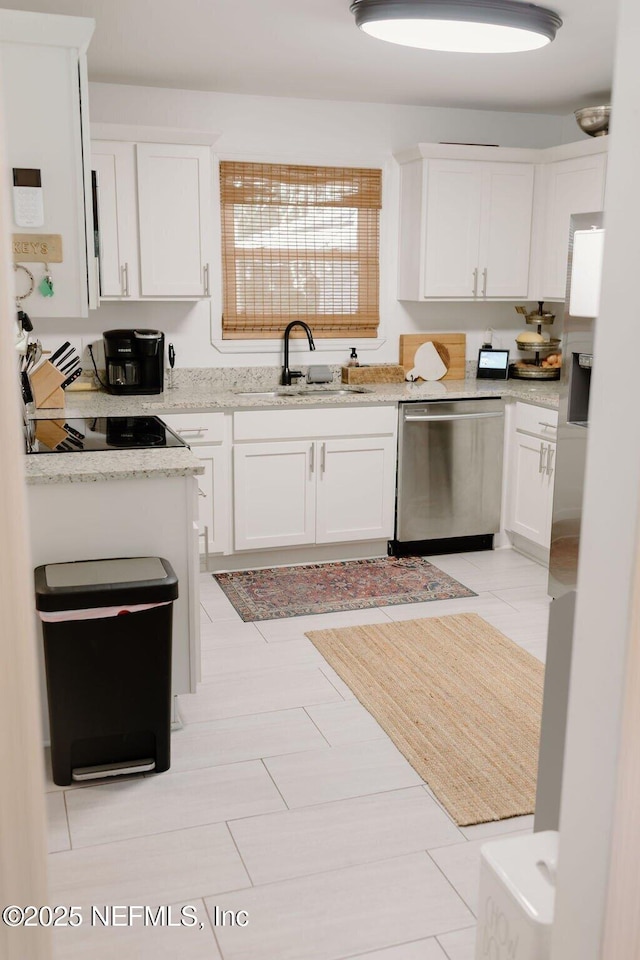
[480,830,558,926]
[34,557,178,611]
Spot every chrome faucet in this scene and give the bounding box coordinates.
[281,320,315,386]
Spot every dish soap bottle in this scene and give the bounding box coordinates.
[348,347,359,367]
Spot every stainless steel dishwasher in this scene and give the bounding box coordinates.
[392,397,505,555]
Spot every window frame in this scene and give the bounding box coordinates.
[219,160,382,341]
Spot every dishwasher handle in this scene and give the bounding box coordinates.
[403,411,504,423]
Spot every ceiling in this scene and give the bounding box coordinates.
[0,0,617,113]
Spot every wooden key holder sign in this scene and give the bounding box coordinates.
[30,360,65,409]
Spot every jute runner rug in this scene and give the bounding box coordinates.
[306,613,544,826]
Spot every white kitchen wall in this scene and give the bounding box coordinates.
[40,82,570,371]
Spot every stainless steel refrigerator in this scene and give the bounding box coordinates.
[534,211,603,831]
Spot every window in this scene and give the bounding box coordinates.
[220,161,381,339]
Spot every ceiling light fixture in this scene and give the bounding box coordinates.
[350,0,563,53]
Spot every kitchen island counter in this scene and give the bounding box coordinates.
[24,445,204,485]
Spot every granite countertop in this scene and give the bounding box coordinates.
[24,446,204,486]
[32,372,560,420]
[25,367,559,485]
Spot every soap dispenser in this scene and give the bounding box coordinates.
[348,347,359,367]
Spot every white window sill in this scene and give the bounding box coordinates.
[211,338,387,354]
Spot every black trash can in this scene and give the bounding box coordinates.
[35,556,178,786]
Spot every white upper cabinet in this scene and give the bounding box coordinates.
[422,161,484,298]
[137,143,213,297]
[398,150,534,300]
[535,152,607,301]
[397,141,607,304]
[92,138,213,300]
[483,163,536,298]
[0,11,95,318]
[92,141,139,298]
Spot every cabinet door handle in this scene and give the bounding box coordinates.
[539,442,547,474]
[177,426,208,434]
[472,268,478,297]
[539,421,556,430]
[546,446,555,477]
[321,442,326,475]
[199,525,210,570]
[198,487,207,498]
[203,262,211,297]
[309,443,315,475]
[93,256,101,304]
[121,262,130,297]
[482,267,488,297]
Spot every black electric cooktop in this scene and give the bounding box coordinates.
[25,416,187,454]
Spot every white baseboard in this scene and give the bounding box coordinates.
[508,531,550,567]
[202,540,389,573]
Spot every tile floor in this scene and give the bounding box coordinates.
[45,547,550,960]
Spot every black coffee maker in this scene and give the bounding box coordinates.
[103,329,165,395]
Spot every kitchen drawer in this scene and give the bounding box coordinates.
[514,402,558,440]
[233,405,397,442]
[161,412,225,445]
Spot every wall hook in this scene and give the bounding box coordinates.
[13,262,34,304]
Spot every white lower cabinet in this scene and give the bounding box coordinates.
[506,402,558,552]
[195,443,229,557]
[161,413,229,557]
[27,475,201,737]
[234,441,316,550]
[509,433,556,546]
[232,405,398,552]
[315,437,396,544]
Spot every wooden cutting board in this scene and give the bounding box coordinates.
[399,333,466,381]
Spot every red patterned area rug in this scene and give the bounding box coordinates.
[213,557,476,622]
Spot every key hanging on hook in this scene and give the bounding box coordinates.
[38,262,54,297]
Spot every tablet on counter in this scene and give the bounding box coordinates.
[476,348,510,380]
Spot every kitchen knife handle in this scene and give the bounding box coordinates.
[60,357,80,375]
[50,340,71,364]
[21,370,33,405]
[53,346,74,369]
[61,367,82,389]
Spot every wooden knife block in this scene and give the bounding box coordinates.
[30,361,65,409]
[34,419,68,450]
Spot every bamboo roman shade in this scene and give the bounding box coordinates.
[220,162,381,339]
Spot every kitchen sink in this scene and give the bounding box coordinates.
[233,387,372,398]
[296,388,371,396]
[233,391,282,398]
